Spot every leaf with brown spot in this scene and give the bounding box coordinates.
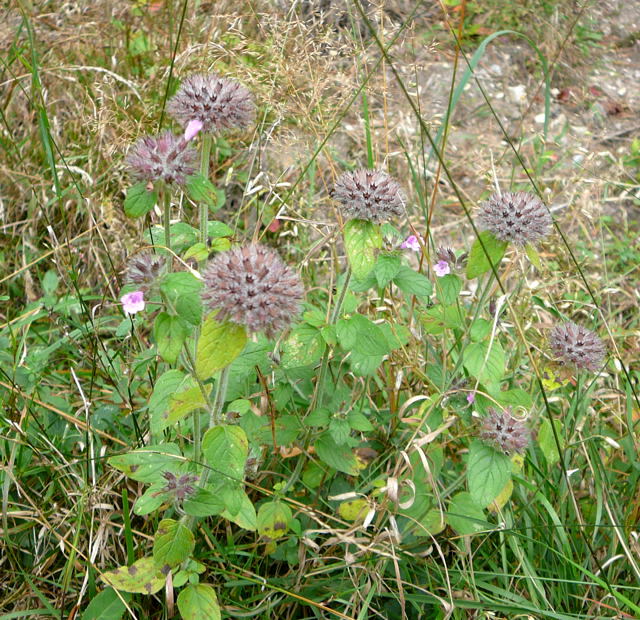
[101,557,165,594]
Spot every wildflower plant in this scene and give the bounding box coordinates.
[94,43,622,620]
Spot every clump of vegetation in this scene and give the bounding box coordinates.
[2,1,639,619]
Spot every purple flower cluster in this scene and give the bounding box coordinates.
[332,168,405,223]
[125,252,165,292]
[160,471,199,502]
[477,191,552,245]
[202,244,303,337]
[479,407,531,454]
[550,321,606,372]
[126,131,197,185]
[168,73,255,135]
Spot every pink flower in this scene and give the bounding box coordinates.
[434,260,450,277]
[184,119,203,142]
[400,235,420,251]
[467,391,476,404]
[121,291,145,315]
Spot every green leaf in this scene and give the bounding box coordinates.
[202,425,248,479]
[149,370,187,434]
[184,242,209,263]
[160,272,203,326]
[185,173,222,210]
[419,304,465,334]
[348,350,384,376]
[343,219,382,279]
[337,314,389,356]
[153,519,195,569]
[463,340,505,383]
[133,484,170,516]
[81,587,130,620]
[305,408,330,427]
[446,492,491,536]
[315,434,359,475]
[494,388,532,409]
[154,312,189,364]
[392,265,433,299]
[281,324,326,369]
[467,441,512,508]
[177,584,221,620]
[435,274,462,305]
[348,411,373,431]
[124,182,157,218]
[257,500,293,540]
[108,444,182,483]
[210,237,231,252]
[221,489,257,530]
[524,242,542,268]
[196,313,247,379]
[100,557,165,595]
[167,382,212,428]
[375,253,402,288]
[208,221,233,238]
[183,486,225,517]
[328,417,351,445]
[469,318,493,342]
[538,417,563,465]
[379,322,410,350]
[466,231,508,279]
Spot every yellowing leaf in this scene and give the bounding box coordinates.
[337,498,369,522]
[101,557,165,595]
[488,478,514,513]
[196,313,247,379]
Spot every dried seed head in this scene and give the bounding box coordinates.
[332,168,405,223]
[477,191,552,245]
[436,246,468,270]
[125,252,165,291]
[549,321,606,372]
[167,73,255,134]
[202,244,303,337]
[126,131,197,185]
[479,407,531,454]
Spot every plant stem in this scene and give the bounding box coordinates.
[211,365,230,427]
[199,134,213,250]
[310,267,352,412]
[285,269,353,495]
[162,186,171,251]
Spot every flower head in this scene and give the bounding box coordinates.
[477,191,552,245]
[332,168,405,223]
[549,321,606,372]
[202,244,303,337]
[121,291,145,315]
[125,252,165,292]
[400,235,420,251]
[479,407,531,454]
[167,73,255,134]
[126,131,197,185]
[160,471,199,502]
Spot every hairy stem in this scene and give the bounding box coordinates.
[211,365,230,427]
[162,187,171,251]
[199,134,213,253]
